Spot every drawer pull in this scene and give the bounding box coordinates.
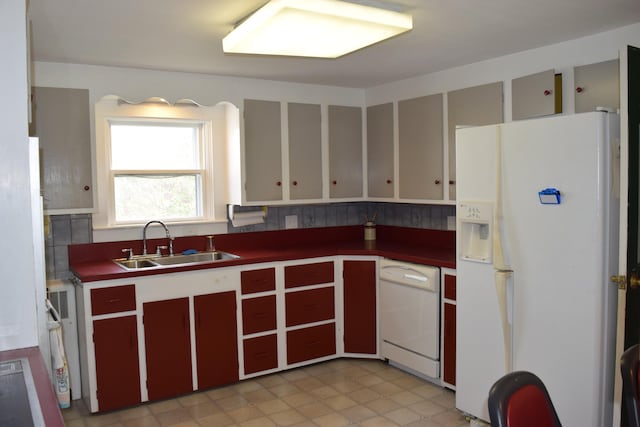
[107,298,121,304]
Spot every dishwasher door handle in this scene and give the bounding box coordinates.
[381,268,430,286]
[402,273,428,282]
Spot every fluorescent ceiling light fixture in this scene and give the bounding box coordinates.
[222,0,413,58]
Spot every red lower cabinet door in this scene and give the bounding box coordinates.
[287,323,336,364]
[194,291,239,389]
[143,298,192,400]
[244,335,278,375]
[443,302,456,386]
[93,315,141,411]
[343,260,377,354]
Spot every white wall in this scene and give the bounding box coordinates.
[0,0,40,351]
[32,62,366,110]
[366,23,640,119]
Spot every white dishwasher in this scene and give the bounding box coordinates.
[379,258,440,379]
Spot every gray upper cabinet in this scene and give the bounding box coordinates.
[30,86,92,212]
[329,105,363,199]
[574,59,619,113]
[398,94,443,200]
[512,69,561,120]
[288,103,322,200]
[243,99,283,202]
[367,103,394,198]
[448,82,503,200]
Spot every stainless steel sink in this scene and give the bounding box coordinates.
[113,251,239,270]
[153,251,239,266]
[114,258,160,270]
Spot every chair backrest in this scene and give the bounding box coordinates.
[488,371,562,427]
[621,344,640,427]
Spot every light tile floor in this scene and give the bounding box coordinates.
[62,359,469,427]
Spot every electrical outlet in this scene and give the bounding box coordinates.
[285,215,298,229]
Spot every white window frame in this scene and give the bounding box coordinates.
[108,118,209,224]
[94,97,236,241]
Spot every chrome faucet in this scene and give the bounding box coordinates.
[142,220,174,256]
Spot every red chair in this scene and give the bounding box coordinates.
[621,344,640,427]
[487,371,562,427]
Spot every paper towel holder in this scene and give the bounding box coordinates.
[227,205,268,227]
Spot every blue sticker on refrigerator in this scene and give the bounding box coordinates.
[538,188,561,204]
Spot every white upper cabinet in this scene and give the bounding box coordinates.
[512,69,561,120]
[238,100,362,205]
[288,103,322,200]
[574,59,619,113]
[329,105,363,199]
[367,103,394,199]
[30,86,93,213]
[398,94,444,201]
[448,82,504,200]
[243,99,283,203]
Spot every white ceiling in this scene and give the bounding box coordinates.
[29,0,640,89]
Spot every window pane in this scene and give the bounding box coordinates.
[111,123,200,170]
[114,175,200,222]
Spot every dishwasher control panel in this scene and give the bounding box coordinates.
[379,259,439,292]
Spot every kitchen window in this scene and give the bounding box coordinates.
[109,121,205,222]
[94,96,239,237]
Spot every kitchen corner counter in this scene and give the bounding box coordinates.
[69,225,456,282]
[0,347,65,427]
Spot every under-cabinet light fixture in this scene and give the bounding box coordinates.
[222,0,413,58]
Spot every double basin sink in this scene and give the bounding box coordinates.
[114,251,239,271]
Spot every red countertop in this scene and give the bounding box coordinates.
[0,347,65,427]
[70,225,456,283]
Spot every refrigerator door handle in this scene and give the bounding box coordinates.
[495,270,513,373]
[493,126,510,271]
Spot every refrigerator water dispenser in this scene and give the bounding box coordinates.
[458,202,493,263]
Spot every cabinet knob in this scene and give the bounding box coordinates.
[435,179,441,185]
[449,180,455,185]
[332,180,337,185]
[276,181,282,187]
[386,179,392,184]
[576,86,584,93]
[292,180,298,186]
[543,89,552,96]
[84,185,90,191]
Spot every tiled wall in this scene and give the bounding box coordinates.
[47,203,455,279]
[228,202,455,233]
[46,214,92,280]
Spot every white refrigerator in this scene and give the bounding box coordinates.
[455,111,620,426]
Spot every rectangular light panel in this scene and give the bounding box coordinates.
[222,0,413,58]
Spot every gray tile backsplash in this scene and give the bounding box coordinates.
[46,203,455,279]
[46,214,92,280]
[227,202,455,234]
